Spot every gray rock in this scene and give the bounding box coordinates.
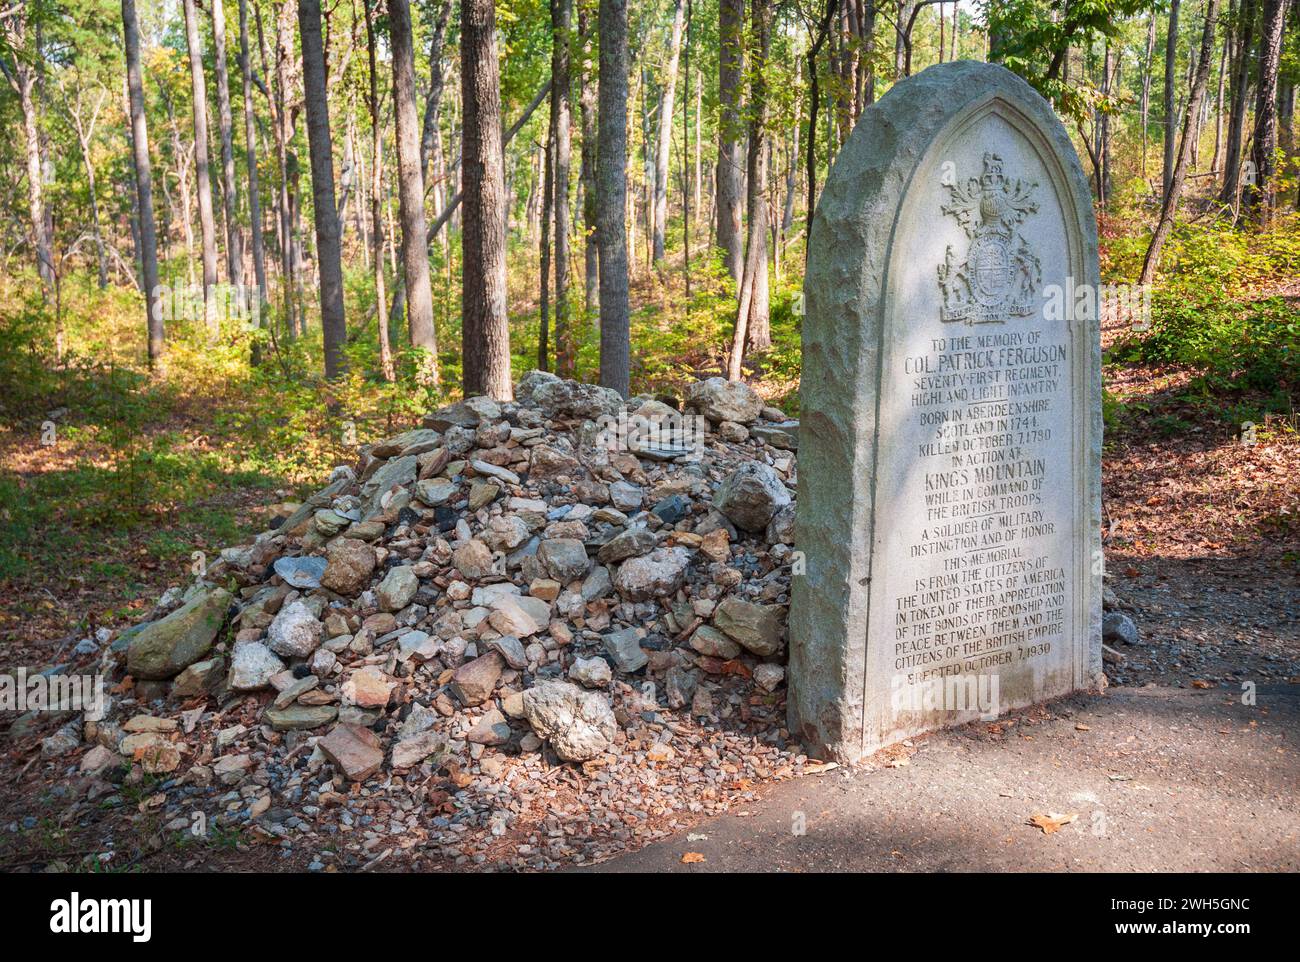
[537,538,592,583]
[273,555,327,589]
[228,642,286,691]
[665,666,699,709]
[766,502,797,545]
[376,565,419,612]
[423,396,501,431]
[689,624,741,659]
[360,454,418,512]
[467,708,511,746]
[569,656,613,688]
[529,378,624,420]
[687,377,763,425]
[713,462,791,532]
[486,635,528,670]
[415,479,458,506]
[1102,611,1141,646]
[602,628,648,673]
[267,601,323,658]
[714,597,785,656]
[596,526,657,564]
[522,680,618,762]
[391,730,448,769]
[613,547,690,601]
[264,704,337,731]
[127,586,232,680]
[751,421,799,451]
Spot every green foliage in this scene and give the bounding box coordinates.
[1107,218,1300,408]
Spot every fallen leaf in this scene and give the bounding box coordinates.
[681,852,706,864]
[1028,812,1078,835]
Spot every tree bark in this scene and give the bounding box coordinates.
[715,0,744,286]
[297,0,347,378]
[363,0,392,381]
[122,0,164,364]
[1142,0,1221,287]
[390,0,439,385]
[1221,0,1257,205]
[579,5,600,318]
[652,0,686,263]
[183,0,220,329]
[1247,0,1287,222]
[238,0,268,320]
[211,0,244,289]
[742,0,770,352]
[597,0,631,396]
[1162,0,1181,199]
[461,0,513,399]
[551,0,574,375]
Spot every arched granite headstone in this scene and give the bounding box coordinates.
[789,61,1102,764]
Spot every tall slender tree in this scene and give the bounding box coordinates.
[579,4,600,317]
[237,0,267,318]
[598,0,631,396]
[390,0,439,385]
[122,0,163,364]
[1221,0,1257,204]
[183,0,220,329]
[1247,0,1288,222]
[362,0,393,381]
[552,0,574,375]
[652,0,686,263]
[1143,0,1221,285]
[461,0,513,399]
[297,0,347,378]
[716,0,744,285]
[1162,0,1181,198]
[211,0,243,289]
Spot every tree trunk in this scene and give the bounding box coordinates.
[1247,0,1287,222]
[551,0,574,375]
[183,0,220,329]
[1162,0,1181,199]
[1221,0,1257,205]
[540,123,554,371]
[652,0,685,263]
[390,0,439,386]
[1141,14,1155,178]
[297,0,347,378]
[211,0,244,289]
[742,0,771,352]
[362,0,392,381]
[579,5,600,319]
[238,0,267,321]
[597,0,631,396]
[461,0,513,399]
[715,0,744,286]
[1142,0,1221,286]
[122,0,164,364]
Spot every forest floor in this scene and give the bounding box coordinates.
[1,223,1297,872]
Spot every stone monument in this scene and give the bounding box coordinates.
[789,61,1103,764]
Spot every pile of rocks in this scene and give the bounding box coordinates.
[20,373,817,869]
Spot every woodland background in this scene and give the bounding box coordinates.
[0,0,1297,656]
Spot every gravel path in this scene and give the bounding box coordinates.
[590,684,1300,872]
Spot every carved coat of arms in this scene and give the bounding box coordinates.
[937,153,1041,324]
